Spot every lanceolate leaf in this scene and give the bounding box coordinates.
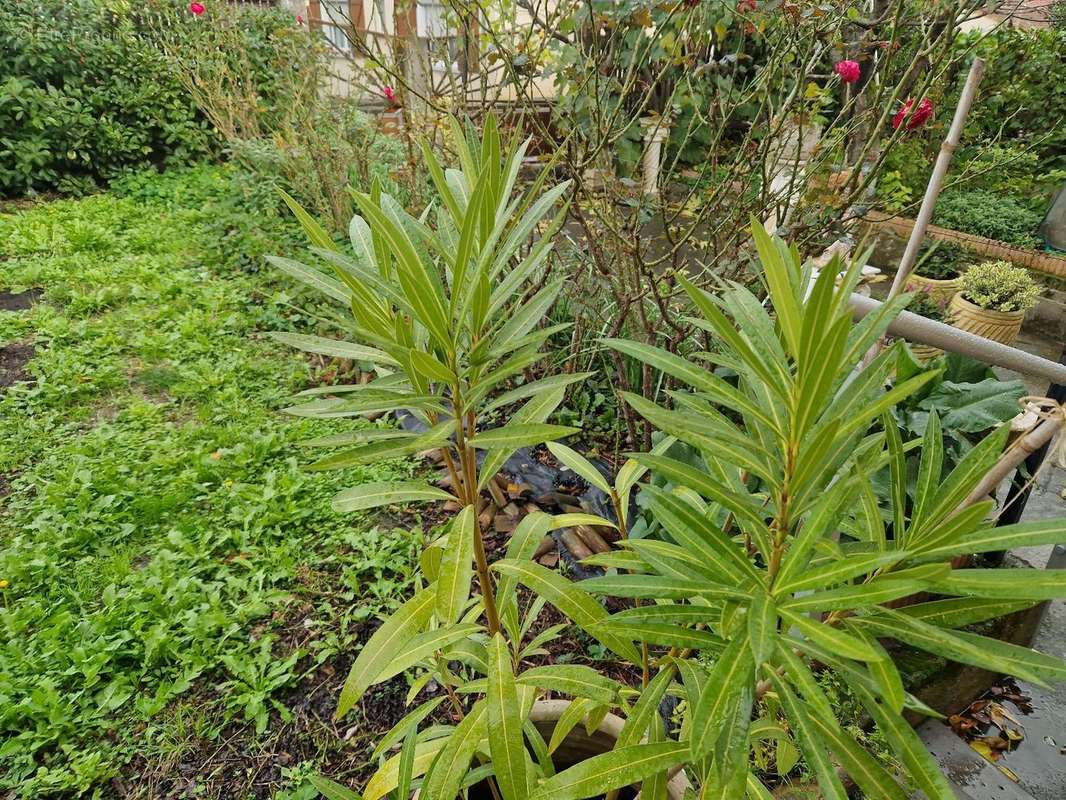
[616,664,677,748]
[436,505,476,624]
[493,560,641,664]
[689,636,755,760]
[747,590,777,665]
[332,481,455,513]
[470,423,580,450]
[308,775,361,800]
[528,742,689,800]
[336,583,437,718]
[779,608,880,663]
[581,574,752,603]
[268,331,397,366]
[517,665,621,704]
[545,441,612,494]
[897,597,1036,629]
[376,624,481,684]
[488,634,528,800]
[420,702,487,800]
[372,696,447,761]
[924,569,1066,600]
[364,738,446,800]
[770,673,848,800]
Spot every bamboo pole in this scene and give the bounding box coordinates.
[885,57,986,300]
[960,415,1064,511]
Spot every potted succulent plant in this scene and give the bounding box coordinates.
[905,239,971,302]
[950,259,1042,345]
[280,126,1066,800]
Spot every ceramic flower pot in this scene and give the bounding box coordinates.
[907,341,944,363]
[905,272,961,304]
[949,292,1026,346]
[527,699,690,799]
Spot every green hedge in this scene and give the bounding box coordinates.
[0,0,315,197]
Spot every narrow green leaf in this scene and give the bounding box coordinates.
[420,702,487,800]
[779,608,880,662]
[747,591,777,665]
[528,742,688,800]
[897,597,1036,629]
[372,696,447,761]
[581,574,751,602]
[493,560,641,664]
[488,634,528,800]
[280,189,338,252]
[518,665,621,704]
[925,569,1066,600]
[546,442,612,494]
[470,423,580,450]
[437,506,476,624]
[769,672,848,800]
[337,584,437,718]
[690,636,754,760]
[332,481,455,513]
[309,775,361,800]
[268,332,397,366]
[376,624,481,684]
[617,664,677,748]
[267,255,350,304]
[774,551,903,595]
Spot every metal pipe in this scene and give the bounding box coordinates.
[849,293,1066,386]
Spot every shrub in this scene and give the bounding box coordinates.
[0,0,213,195]
[914,240,971,280]
[933,189,1043,248]
[953,29,1066,171]
[959,260,1042,313]
[0,0,320,197]
[907,288,950,322]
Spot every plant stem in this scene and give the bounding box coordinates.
[610,487,649,687]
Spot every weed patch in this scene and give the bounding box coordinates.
[0,174,421,796]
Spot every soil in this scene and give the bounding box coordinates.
[0,341,35,389]
[0,287,42,311]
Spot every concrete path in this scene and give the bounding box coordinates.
[919,460,1066,800]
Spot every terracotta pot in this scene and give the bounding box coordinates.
[528,699,690,799]
[904,272,961,304]
[949,292,1026,346]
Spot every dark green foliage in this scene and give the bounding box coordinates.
[0,0,317,196]
[933,190,1043,249]
[955,29,1066,172]
[0,0,212,194]
[914,240,971,281]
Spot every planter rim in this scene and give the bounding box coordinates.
[529,699,690,799]
[951,291,1027,320]
[906,273,962,287]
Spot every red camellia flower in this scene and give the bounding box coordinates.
[737,0,757,11]
[833,60,860,84]
[297,14,304,24]
[892,97,934,130]
[188,2,205,15]
[383,86,397,105]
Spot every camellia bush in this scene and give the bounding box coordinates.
[276,119,1066,798]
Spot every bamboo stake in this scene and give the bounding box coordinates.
[960,414,1064,511]
[864,57,986,363]
[887,58,986,299]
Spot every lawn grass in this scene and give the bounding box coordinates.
[0,172,422,797]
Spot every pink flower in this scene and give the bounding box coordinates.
[737,0,757,11]
[383,86,397,105]
[188,2,205,15]
[892,97,934,130]
[834,60,860,84]
[296,14,304,24]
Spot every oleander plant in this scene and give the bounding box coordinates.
[281,126,1066,799]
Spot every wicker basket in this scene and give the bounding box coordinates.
[905,273,961,304]
[949,292,1026,346]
